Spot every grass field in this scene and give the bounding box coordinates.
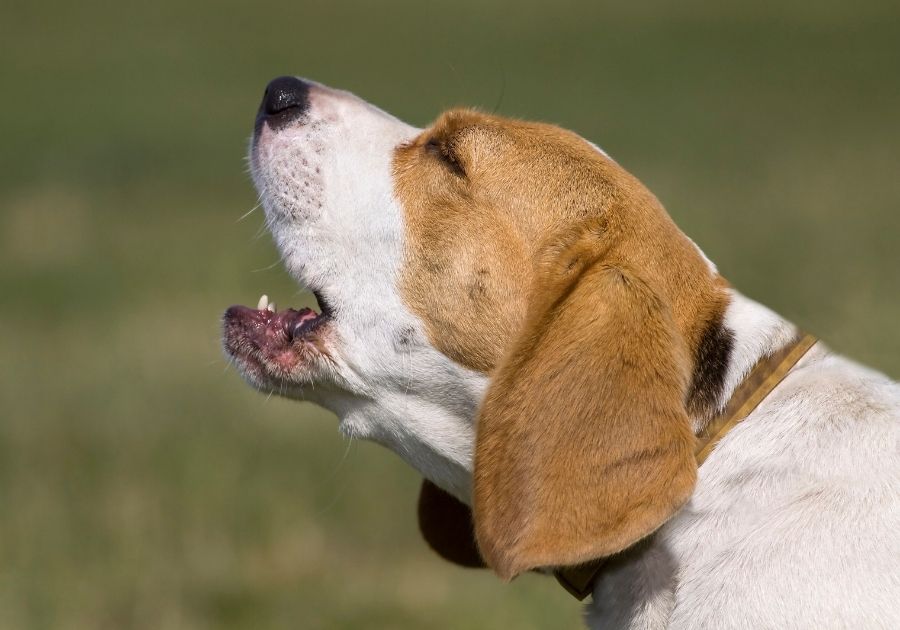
[1,1,898,628]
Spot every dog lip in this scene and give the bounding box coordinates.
[284,308,325,339]
[311,290,333,317]
[223,304,326,340]
[222,302,330,372]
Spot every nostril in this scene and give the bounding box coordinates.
[262,76,310,116]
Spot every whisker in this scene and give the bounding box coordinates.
[237,201,263,223]
[491,65,507,114]
[253,220,271,241]
[250,258,285,273]
[313,478,349,518]
[319,436,355,487]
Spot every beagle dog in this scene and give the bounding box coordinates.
[223,77,900,629]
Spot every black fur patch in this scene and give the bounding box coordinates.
[686,314,735,418]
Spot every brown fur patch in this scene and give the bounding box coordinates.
[473,225,698,578]
[394,110,728,375]
[393,110,730,577]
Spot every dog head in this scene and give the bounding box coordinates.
[223,77,731,578]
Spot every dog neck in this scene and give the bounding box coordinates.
[555,302,818,599]
[706,290,803,428]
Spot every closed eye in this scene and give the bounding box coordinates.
[425,137,466,177]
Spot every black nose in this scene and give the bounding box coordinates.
[257,76,309,130]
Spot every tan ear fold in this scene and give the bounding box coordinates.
[473,233,698,580]
[417,480,485,568]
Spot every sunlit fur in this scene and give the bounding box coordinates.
[240,79,900,629]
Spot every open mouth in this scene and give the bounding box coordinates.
[222,292,332,381]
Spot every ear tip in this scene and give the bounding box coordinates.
[476,462,698,581]
[482,546,528,582]
[473,527,528,580]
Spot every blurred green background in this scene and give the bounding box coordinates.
[1,1,898,628]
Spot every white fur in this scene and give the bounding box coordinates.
[250,81,485,502]
[247,80,900,628]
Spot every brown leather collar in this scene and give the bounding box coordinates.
[554,332,818,600]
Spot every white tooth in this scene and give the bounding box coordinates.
[257,294,269,310]
[267,302,276,312]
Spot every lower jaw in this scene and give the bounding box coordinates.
[224,293,334,387]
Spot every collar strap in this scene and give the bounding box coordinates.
[694,332,818,464]
[554,332,818,600]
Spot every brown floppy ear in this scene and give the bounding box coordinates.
[417,480,485,568]
[473,229,697,580]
